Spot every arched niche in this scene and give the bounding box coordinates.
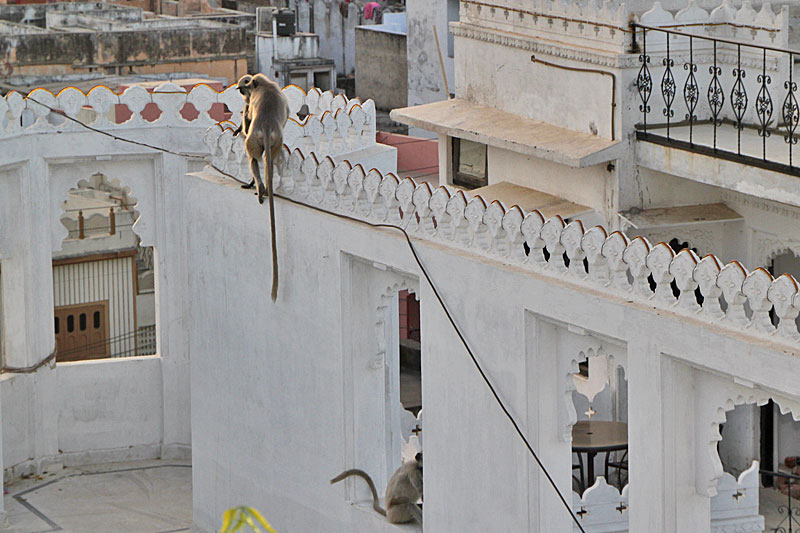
[558,328,628,442]
[49,161,158,254]
[52,171,158,361]
[376,280,421,471]
[696,372,800,497]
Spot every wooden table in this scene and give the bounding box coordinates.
[572,420,628,488]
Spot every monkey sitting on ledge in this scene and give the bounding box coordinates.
[235,73,289,301]
[330,452,423,524]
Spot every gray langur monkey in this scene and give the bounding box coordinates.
[236,73,290,301]
[330,452,423,524]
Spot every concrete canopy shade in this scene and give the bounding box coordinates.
[390,98,623,168]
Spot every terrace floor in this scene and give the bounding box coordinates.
[0,457,792,531]
[640,121,800,170]
[3,459,192,532]
[761,486,799,532]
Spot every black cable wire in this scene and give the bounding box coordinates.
[271,195,588,533]
[62,203,138,213]
[377,137,437,147]
[65,222,137,236]
[23,95,588,531]
[55,330,141,357]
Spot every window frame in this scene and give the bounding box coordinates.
[452,137,488,189]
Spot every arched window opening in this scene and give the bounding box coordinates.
[396,289,423,470]
[718,401,800,531]
[570,352,628,496]
[399,289,421,417]
[53,173,157,362]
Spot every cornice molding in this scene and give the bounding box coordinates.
[451,22,639,69]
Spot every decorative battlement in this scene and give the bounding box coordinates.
[640,0,789,48]
[457,0,631,52]
[207,87,377,171]
[0,83,378,154]
[453,0,789,63]
[207,141,800,349]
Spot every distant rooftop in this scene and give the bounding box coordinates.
[0,72,227,96]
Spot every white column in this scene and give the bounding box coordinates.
[438,134,451,187]
[529,318,573,533]
[0,156,59,483]
[627,334,666,532]
[159,154,192,458]
[628,336,710,532]
[2,158,55,369]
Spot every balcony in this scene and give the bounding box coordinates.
[633,22,800,178]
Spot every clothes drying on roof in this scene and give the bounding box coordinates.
[364,1,380,20]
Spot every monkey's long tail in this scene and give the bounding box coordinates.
[330,469,386,516]
[266,141,279,302]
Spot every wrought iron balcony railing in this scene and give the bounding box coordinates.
[760,469,800,533]
[633,23,800,175]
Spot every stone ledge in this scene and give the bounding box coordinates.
[390,99,623,168]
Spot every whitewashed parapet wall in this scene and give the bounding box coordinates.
[208,142,800,346]
[572,479,630,532]
[569,460,762,532]
[710,461,764,533]
[0,83,378,158]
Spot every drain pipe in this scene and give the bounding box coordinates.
[530,54,617,141]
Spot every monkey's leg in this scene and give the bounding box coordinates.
[409,503,422,524]
[266,147,279,302]
[241,154,255,188]
[249,157,265,204]
[238,117,254,189]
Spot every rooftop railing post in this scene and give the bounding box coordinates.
[636,26,652,135]
[684,35,698,146]
[783,52,799,168]
[709,40,723,152]
[629,20,639,54]
[662,33,675,139]
[756,47,773,162]
[730,44,748,156]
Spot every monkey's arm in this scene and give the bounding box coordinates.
[242,108,252,137]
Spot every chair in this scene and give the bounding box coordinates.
[605,450,628,490]
[572,453,585,493]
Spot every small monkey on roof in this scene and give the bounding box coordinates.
[330,452,423,524]
[236,73,290,301]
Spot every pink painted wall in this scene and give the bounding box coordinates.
[377,132,438,178]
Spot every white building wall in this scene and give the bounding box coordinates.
[0,80,390,503]
[406,0,454,106]
[3,58,800,533]
[453,29,615,138]
[56,357,163,464]
[488,147,612,219]
[185,156,800,532]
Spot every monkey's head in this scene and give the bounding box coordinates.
[237,74,254,96]
[415,452,422,471]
